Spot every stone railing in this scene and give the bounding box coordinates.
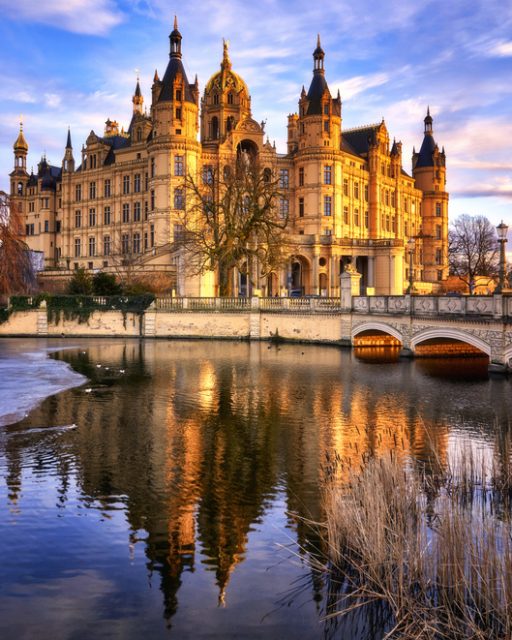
[352,295,511,319]
[156,296,344,313]
[155,296,251,312]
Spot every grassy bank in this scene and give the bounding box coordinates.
[318,446,512,639]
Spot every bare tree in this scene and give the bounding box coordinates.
[0,192,36,298]
[449,214,498,294]
[176,156,288,296]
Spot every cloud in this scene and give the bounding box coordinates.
[0,0,124,35]
[484,40,512,58]
[332,72,390,101]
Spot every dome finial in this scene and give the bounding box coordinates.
[221,38,232,70]
[174,14,178,30]
[317,33,321,48]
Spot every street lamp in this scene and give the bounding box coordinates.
[406,237,415,294]
[496,220,508,293]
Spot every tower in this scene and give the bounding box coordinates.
[132,77,144,116]
[10,120,29,199]
[413,108,449,283]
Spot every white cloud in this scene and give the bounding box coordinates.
[486,40,512,57]
[332,72,389,101]
[0,0,124,35]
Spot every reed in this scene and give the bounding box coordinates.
[320,446,512,639]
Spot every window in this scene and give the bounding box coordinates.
[89,208,96,227]
[323,103,329,115]
[44,220,49,233]
[324,228,332,236]
[29,201,35,213]
[134,201,141,222]
[436,224,442,240]
[324,195,332,216]
[392,216,396,233]
[103,206,111,225]
[133,233,141,254]
[364,184,369,202]
[227,92,234,105]
[75,210,82,228]
[279,169,289,189]
[323,120,329,133]
[145,173,149,190]
[173,224,184,241]
[213,93,219,105]
[176,89,182,101]
[174,188,184,210]
[203,165,213,184]
[364,210,369,228]
[404,197,409,213]
[134,174,141,193]
[343,178,349,196]
[344,207,349,224]
[435,202,441,217]
[104,179,111,197]
[103,236,111,256]
[89,182,96,199]
[74,238,81,257]
[385,190,390,206]
[123,203,130,223]
[150,158,155,178]
[121,234,130,254]
[435,248,442,264]
[175,108,182,120]
[354,182,359,199]
[298,197,304,217]
[324,165,332,185]
[144,201,148,220]
[89,237,96,257]
[354,208,359,226]
[299,167,304,186]
[123,175,130,195]
[279,198,289,219]
[437,270,443,281]
[75,185,82,202]
[56,221,61,233]
[144,232,148,250]
[151,190,155,210]
[391,190,396,208]
[175,155,184,176]
[150,224,155,247]
[386,214,390,231]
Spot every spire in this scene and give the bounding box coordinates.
[424,106,433,134]
[63,127,75,172]
[133,76,143,114]
[153,69,160,83]
[221,38,232,71]
[13,118,28,153]
[66,127,72,149]
[169,15,182,58]
[313,34,325,74]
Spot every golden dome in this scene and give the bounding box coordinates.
[204,40,249,95]
[13,122,28,152]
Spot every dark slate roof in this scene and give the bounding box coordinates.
[158,57,195,103]
[98,135,130,166]
[306,73,330,115]
[340,136,361,157]
[342,125,380,156]
[415,133,437,168]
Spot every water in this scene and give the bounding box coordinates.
[0,338,510,639]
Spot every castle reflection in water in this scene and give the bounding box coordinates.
[3,339,508,627]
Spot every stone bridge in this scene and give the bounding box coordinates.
[349,294,512,373]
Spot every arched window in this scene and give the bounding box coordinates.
[213,93,219,105]
[137,128,142,142]
[227,92,234,105]
[226,116,234,132]
[17,182,23,195]
[212,116,219,140]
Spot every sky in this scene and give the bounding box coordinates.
[0,0,511,235]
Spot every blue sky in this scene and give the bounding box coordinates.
[0,0,511,232]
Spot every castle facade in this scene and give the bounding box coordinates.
[10,20,449,296]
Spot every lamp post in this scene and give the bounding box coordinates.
[496,220,508,293]
[406,237,415,294]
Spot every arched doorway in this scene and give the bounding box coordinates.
[289,257,310,296]
[267,272,278,296]
[319,273,328,296]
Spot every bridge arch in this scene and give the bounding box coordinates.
[352,322,404,345]
[410,328,491,357]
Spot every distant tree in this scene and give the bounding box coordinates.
[448,214,498,294]
[176,155,288,296]
[68,267,93,295]
[92,271,122,296]
[0,192,36,298]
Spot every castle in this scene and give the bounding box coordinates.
[9,19,448,296]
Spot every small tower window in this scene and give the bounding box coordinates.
[323,103,329,115]
[176,89,182,101]
[17,182,23,195]
[227,92,234,105]
[212,117,219,140]
[213,93,219,105]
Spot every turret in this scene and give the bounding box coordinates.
[62,127,75,172]
[13,120,28,173]
[132,77,144,115]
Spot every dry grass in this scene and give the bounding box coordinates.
[319,447,512,639]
